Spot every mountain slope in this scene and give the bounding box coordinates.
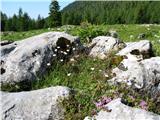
[62,1,160,25]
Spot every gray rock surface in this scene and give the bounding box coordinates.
[109,57,160,97]
[84,98,160,120]
[117,40,152,61]
[1,32,82,86]
[1,86,70,120]
[89,36,124,59]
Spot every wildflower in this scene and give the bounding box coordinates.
[63,51,68,55]
[66,44,70,47]
[99,69,102,72]
[70,58,75,62]
[94,97,112,108]
[53,54,56,57]
[102,97,112,104]
[67,73,71,77]
[139,100,148,110]
[47,63,51,66]
[57,46,60,49]
[60,51,63,53]
[60,59,63,62]
[66,49,70,52]
[90,68,95,71]
[72,47,76,51]
[54,49,57,52]
[104,74,109,78]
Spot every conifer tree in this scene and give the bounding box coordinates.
[49,0,61,27]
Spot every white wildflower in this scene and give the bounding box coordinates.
[66,44,70,47]
[63,51,68,55]
[99,69,102,72]
[57,46,60,49]
[70,58,75,62]
[53,54,56,57]
[54,49,57,52]
[72,48,76,51]
[60,51,63,53]
[104,74,109,78]
[47,63,51,66]
[90,68,95,71]
[60,59,64,62]
[66,49,70,52]
[67,73,71,77]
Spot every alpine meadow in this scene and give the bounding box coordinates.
[1,1,160,120]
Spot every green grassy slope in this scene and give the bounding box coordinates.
[1,25,160,119]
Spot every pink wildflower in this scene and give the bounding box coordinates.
[139,100,148,110]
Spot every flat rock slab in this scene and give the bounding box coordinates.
[1,86,70,120]
[85,98,160,120]
[89,36,124,59]
[0,32,82,87]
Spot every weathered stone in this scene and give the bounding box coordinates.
[109,57,160,97]
[1,86,70,120]
[89,36,125,59]
[84,98,160,120]
[117,40,152,61]
[0,41,18,58]
[0,32,82,87]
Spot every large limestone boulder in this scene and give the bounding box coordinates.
[117,40,152,61]
[89,36,125,59]
[1,86,70,120]
[109,57,160,97]
[0,32,82,87]
[84,98,160,120]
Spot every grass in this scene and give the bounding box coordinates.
[1,24,160,119]
[1,24,160,55]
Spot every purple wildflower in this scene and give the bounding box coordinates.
[139,100,148,110]
[94,97,112,108]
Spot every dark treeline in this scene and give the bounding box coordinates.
[62,1,160,25]
[1,1,160,32]
[1,8,49,31]
[1,0,61,32]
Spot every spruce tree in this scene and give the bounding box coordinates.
[49,0,61,27]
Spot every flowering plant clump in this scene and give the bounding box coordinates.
[94,97,112,109]
[139,100,148,110]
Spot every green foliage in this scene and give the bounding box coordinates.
[48,0,61,27]
[1,29,51,41]
[62,1,160,25]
